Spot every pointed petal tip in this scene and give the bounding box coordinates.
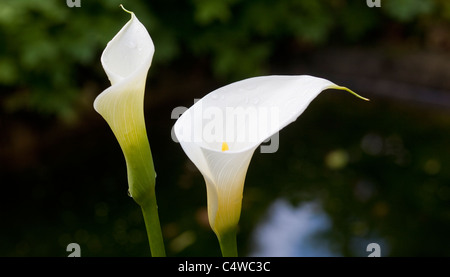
[331,85,370,102]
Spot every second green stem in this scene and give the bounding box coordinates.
[141,194,166,257]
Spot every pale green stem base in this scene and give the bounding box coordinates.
[217,229,238,257]
[141,196,166,257]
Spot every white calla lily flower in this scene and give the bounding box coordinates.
[94,6,165,256]
[174,75,368,256]
[94,6,155,205]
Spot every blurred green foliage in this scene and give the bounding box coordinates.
[0,0,448,118]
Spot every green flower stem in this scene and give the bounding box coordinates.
[141,194,166,257]
[217,228,238,257]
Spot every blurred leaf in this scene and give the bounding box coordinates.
[0,57,19,85]
[193,0,234,24]
[384,0,435,22]
[0,0,447,118]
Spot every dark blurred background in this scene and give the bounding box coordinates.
[1,0,449,256]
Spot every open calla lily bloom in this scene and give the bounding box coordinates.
[174,75,368,256]
[94,6,165,256]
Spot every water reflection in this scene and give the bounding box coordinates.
[249,199,390,257]
[249,199,339,257]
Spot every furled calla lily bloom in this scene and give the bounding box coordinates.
[174,75,368,256]
[94,6,155,206]
[94,6,165,256]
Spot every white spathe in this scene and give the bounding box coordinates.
[93,7,156,205]
[174,75,367,236]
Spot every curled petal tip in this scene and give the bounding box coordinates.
[120,4,133,15]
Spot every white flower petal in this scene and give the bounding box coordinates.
[100,10,154,86]
[201,147,256,234]
[176,75,365,154]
